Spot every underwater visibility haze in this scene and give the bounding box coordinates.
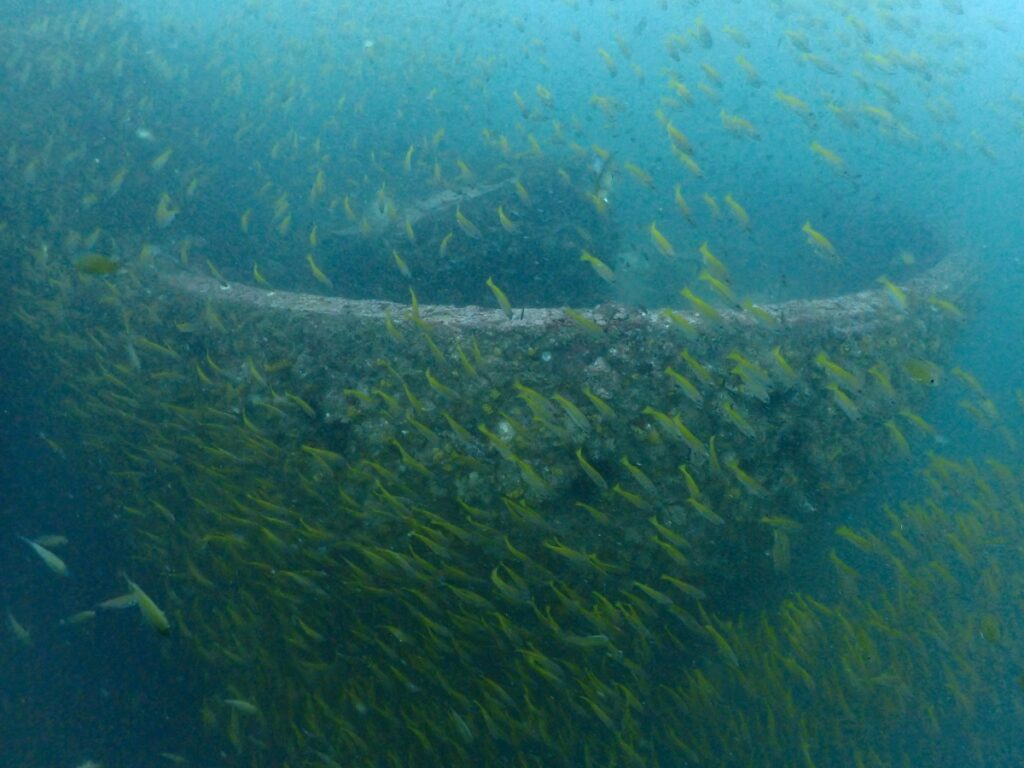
[2,0,1024,766]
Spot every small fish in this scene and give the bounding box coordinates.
[649,221,675,257]
[802,53,839,75]
[721,399,756,438]
[392,250,411,279]
[691,16,713,48]
[742,300,779,328]
[674,184,694,223]
[680,349,714,386]
[903,358,943,387]
[736,55,762,87]
[720,109,760,139]
[810,141,846,174]
[252,263,270,287]
[774,89,817,126]
[827,383,860,421]
[60,610,97,626]
[75,253,121,275]
[497,205,517,233]
[884,419,911,458]
[485,277,514,320]
[20,536,68,576]
[877,275,907,311]
[703,194,721,219]
[438,231,454,258]
[97,593,139,610]
[681,287,721,322]
[771,346,799,387]
[124,575,171,635]
[802,221,838,261]
[625,162,654,188]
[455,206,482,239]
[224,698,260,715]
[155,192,178,228]
[514,179,530,204]
[597,48,618,77]
[665,123,692,153]
[150,147,173,171]
[580,249,616,283]
[306,253,333,289]
[723,194,750,231]
[815,351,861,392]
[576,448,608,491]
[704,623,740,668]
[699,241,728,278]
[553,394,591,435]
[688,497,723,525]
[6,609,32,646]
[676,150,703,177]
[591,152,615,204]
[698,269,738,306]
[562,307,603,335]
[665,367,702,408]
[927,296,964,320]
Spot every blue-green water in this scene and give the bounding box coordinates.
[2,0,1023,766]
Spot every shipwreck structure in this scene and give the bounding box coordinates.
[16,158,973,767]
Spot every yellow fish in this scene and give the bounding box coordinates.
[497,205,517,233]
[486,277,514,320]
[124,575,171,635]
[438,231,454,257]
[877,276,907,311]
[20,536,68,577]
[580,250,616,283]
[723,194,750,231]
[810,141,846,174]
[75,253,121,276]
[150,147,173,171]
[224,698,260,715]
[456,206,482,239]
[155,193,178,228]
[802,221,838,261]
[6,609,32,646]
[903,358,943,387]
[392,250,412,279]
[699,241,728,278]
[649,221,675,258]
[306,253,333,289]
[674,184,694,223]
[681,287,721,322]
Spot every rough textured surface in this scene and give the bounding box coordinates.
[164,249,970,333]
[17,247,973,767]
[152,252,973,602]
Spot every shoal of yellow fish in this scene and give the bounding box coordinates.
[0,4,1008,767]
